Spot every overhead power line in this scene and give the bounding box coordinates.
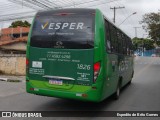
[110,6,125,23]
[0,0,121,22]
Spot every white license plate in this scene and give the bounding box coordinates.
[49,80,63,85]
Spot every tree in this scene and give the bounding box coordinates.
[9,20,31,28]
[132,37,155,50]
[143,39,155,50]
[140,12,160,43]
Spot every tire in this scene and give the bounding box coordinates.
[128,71,134,85]
[128,80,132,84]
[113,81,121,100]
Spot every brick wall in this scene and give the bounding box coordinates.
[0,27,29,41]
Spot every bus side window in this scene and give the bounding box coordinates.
[125,37,128,55]
[113,27,118,53]
[126,37,130,55]
[126,37,129,55]
[114,28,119,53]
[117,30,123,54]
[129,39,134,56]
[120,33,123,54]
[122,34,126,55]
[104,19,111,53]
[110,24,117,53]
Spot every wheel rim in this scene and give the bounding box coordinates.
[117,86,120,96]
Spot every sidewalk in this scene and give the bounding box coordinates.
[0,75,25,82]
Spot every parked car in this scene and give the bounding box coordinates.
[151,54,156,57]
[134,53,140,57]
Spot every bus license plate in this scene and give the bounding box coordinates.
[49,80,63,85]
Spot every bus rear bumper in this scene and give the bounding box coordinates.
[26,82,102,102]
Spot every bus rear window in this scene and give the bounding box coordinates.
[31,14,95,49]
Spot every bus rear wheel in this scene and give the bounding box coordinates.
[128,71,134,85]
[113,81,121,100]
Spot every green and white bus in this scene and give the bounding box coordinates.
[26,8,134,102]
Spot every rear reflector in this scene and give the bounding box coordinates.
[82,94,88,98]
[94,62,101,83]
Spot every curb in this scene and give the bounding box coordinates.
[0,78,8,82]
[0,78,22,82]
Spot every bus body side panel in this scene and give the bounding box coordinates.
[92,9,108,101]
[121,55,134,87]
[104,53,119,98]
[93,10,119,101]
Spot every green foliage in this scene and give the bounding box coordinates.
[156,41,160,46]
[9,20,31,28]
[144,39,155,50]
[140,12,160,42]
[132,37,155,50]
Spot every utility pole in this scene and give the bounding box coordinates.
[133,27,141,38]
[133,27,141,55]
[141,34,148,56]
[0,23,2,39]
[110,6,125,23]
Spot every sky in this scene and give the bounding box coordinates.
[0,0,159,38]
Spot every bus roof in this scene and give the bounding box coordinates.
[36,8,95,16]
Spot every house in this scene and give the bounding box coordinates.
[0,26,30,54]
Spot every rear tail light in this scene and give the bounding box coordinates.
[82,94,88,98]
[94,62,101,83]
[26,58,29,73]
[26,58,29,65]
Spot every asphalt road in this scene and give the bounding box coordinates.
[0,57,160,120]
